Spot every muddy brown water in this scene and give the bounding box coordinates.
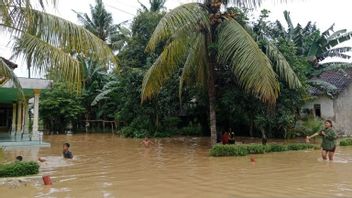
[1,134,352,198]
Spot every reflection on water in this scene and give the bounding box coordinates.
[1,134,352,198]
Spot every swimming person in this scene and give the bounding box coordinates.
[141,137,154,148]
[63,143,73,159]
[306,120,337,161]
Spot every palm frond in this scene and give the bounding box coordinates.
[265,41,301,89]
[325,31,352,50]
[217,19,279,104]
[179,33,208,97]
[91,80,118,106]
[0,58,23,98]
[146,3,209,52]
[11,33,82,92]
[0,58,21,87]
[328,29,347,40]
[1,5,117,91]
[322,24,335,38]
[142,36,191,101]
[24,9,115,62]
[308,79,338,97]
[283,10,294,38]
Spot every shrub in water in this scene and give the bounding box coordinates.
[246,144,266,154]
[210,143,317,157]
[0,161,39,177]
[268,144,288,152]
[287,143,314,151]
[209,145,248,157]
[340,138,352,146]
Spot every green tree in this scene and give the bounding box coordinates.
[0,0,116,91]
[40,83,85,133]
[74,0,120,51]
[141,1,301,144]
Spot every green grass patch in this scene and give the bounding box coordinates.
[339,138,352,146]
[0,161,39,177]
[210,143,318,157]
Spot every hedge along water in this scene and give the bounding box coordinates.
[209,143,319,157]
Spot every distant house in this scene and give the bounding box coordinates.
[0,57,51,141]
[302,68,352,136]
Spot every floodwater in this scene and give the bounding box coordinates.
[1,134,352,198]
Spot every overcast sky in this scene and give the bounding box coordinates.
[1,0,351,77]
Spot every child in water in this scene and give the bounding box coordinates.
[306,120,337,161]
[141,137,154,148]
[63,143,73,159]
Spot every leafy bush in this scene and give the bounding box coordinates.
[287,143,314,150]
[209,145,249,157]
[0,161,39,177]
[340,138,352,146]
[210,143,317,157]
[292,118,323,138]
[246,144,266,154]
[179,125,202,136]
[120,126,150,138]
[268,144,288,152]
[162,117,181,129]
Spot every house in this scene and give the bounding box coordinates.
[302,68,352,136]
[0,57,51,143]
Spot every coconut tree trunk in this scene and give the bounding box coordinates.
[208,61,217,145]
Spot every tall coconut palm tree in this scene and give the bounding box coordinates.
[74,0,121,51]
[0,0,116,91]
[141,0,301,144]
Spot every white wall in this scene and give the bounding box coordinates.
[303,85,352,136]
[303,96,335,119]
[334,84,352,136]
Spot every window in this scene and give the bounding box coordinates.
[314,104,321,117]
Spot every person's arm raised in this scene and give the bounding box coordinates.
[306,132,321,143]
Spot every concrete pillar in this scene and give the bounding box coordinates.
[23,100,30,133]
[11,102,17,134]
[32,89,40,140]
[16,101,22,133]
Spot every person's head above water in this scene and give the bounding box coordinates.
[16,156,23,161]
[324,120,333,128]
[63,143,70,151]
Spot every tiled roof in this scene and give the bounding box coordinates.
[309,68,352,96]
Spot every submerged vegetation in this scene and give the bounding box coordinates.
[340,139,352,146]
[209,143,318,157]
[0,162,39,177]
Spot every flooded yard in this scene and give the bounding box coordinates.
[1,134,352,198]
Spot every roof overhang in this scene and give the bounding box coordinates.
[0,78,52,103]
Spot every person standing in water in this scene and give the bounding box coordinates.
[306,120,337,161]
[63,143,73,159]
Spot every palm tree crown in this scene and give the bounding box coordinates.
[141,0,301,144]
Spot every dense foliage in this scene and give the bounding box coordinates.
[340,139,352,146]
[40,83,85,133]
[209,143,318,157]
[39,1,351,140]
[0,162,39,177]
